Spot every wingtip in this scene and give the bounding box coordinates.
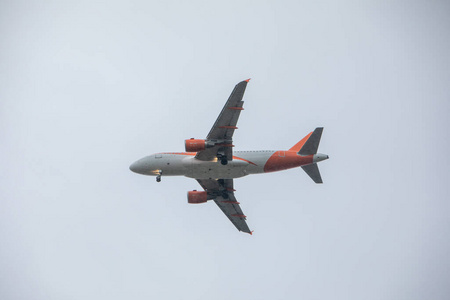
[249,230,254,235]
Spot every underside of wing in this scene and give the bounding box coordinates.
[214,195,251,234]
[196,178,252,234]
[195,80,249,162]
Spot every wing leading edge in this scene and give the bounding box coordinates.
[196,179,252,234]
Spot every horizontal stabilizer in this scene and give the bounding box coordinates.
[299,127,323,155]
[301,163,323,183]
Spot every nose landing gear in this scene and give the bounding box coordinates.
[156,170,162,182]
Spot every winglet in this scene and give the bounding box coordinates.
[245,78,251,82]
[249,231,254,235]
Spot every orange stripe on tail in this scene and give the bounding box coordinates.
[289,131,313,152]
[264,151,313,173]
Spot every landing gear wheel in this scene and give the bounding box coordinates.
[220,158,228,165]
[156,170,162,182]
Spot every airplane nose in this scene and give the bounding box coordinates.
[130,156,156,175]
[130,160,145,174]
[129,161,138,173]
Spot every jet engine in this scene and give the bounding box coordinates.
[185,139,215,152]
[185,139,206,152]
[187,190,207,204]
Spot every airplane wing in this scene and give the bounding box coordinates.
[195,79,249,161]
[196,178,252,234]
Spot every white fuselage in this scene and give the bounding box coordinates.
[129,151,276,179]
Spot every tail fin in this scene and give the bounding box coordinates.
[299,127,323,155]
[289,132,313,152]
[289,127,324,155]
[290,127,326,184]
[301,163,323,183]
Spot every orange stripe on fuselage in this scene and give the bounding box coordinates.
[263,151,313,173]
[235,156,257,166]
[161,152,257,166]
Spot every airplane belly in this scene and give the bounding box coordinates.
[234,151,274,175]
[185,158,248,179]
[152,154,189,176]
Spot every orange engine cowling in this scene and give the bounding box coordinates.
[187,190,207,204]
[185,139,206,152]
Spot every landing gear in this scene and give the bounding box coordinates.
[156,170,162,182]
[217,154,228,165]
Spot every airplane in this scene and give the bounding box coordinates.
[129,79,329,234]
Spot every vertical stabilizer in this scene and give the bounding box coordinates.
[299,127,323,155]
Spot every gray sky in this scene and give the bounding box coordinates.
[1,1,450,299]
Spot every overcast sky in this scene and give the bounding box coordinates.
[1,1,450,299]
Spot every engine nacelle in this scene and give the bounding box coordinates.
[185,139,206,152]
[187,190,207,204]
[185,138,217,152]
